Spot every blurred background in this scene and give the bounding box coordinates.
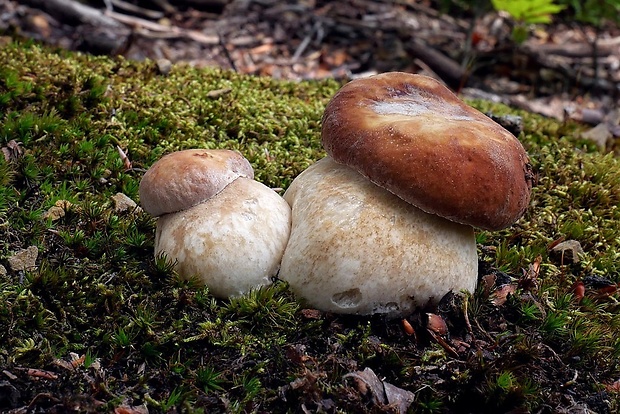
[1,0,619,125]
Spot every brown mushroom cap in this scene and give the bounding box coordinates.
[139,149,254,217]
[321,72,533,231]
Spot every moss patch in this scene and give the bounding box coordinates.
[0,41,619,413]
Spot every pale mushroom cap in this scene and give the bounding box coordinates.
[140,149,254,217]
[321,72,533,230]
[155,177,291,298]
[279,157,478,317]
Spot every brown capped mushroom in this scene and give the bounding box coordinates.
[322,72,532,231]
[140,149,254,217]
[280,157,477,316]
[279,72,533,317]
[140,149,291,298]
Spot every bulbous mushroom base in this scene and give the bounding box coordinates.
[280,157,478,317]
[155,177,291,298]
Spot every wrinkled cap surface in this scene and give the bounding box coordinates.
[321,72,533,230]
[139,149,254,217]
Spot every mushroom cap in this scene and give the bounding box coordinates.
[279,157,477,317]
[321,72,533,231]
[139,149,254,217]
[155,177,291,298]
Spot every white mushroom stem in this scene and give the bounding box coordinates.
[155,177,291,298]
[279,157,478,317]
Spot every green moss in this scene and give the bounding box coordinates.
[0,40,619,413]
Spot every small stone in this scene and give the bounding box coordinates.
[551,240,584,264]
[42,206,65,221]
[42,200,72,221]
[0,265,6,277]
[111,193,141,213]
[26,14,52,38]
[156,59,172,76]
[7,246,38,272]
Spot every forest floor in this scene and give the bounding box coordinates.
[2,0,620,119]
[0,1,620,414]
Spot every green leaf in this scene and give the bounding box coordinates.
[492,0,565,23]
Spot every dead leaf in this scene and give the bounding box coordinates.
[604,379,620,393]
[491,284,517,306]
[52,358,75,371]
[26,368,58,380]
[300,308,322,319]
[343,367,414,413]
[111,192,139,213]
[114,405,149,414]
[426,313,448,335]
[41,205,66,221]
[596,285,618,296]
[519,255,541,291]
[547,236,566,250]
[481,274,496,297]
[285,344,309,365]
[70,353,86,368]
[2,140,25,161]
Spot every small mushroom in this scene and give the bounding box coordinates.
[279,72,533,317]
[140,149,291,298]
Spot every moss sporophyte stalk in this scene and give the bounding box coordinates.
[0,41,619,413]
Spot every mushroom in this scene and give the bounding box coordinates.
[279,72,533,317]
[140,149,291,298]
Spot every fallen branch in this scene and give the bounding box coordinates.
[19,0,122,27]
[104,10,220,45]
[406,39,468,89]
[108,0,165,20]
[520,47,619,94]
[522,36,620,58]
